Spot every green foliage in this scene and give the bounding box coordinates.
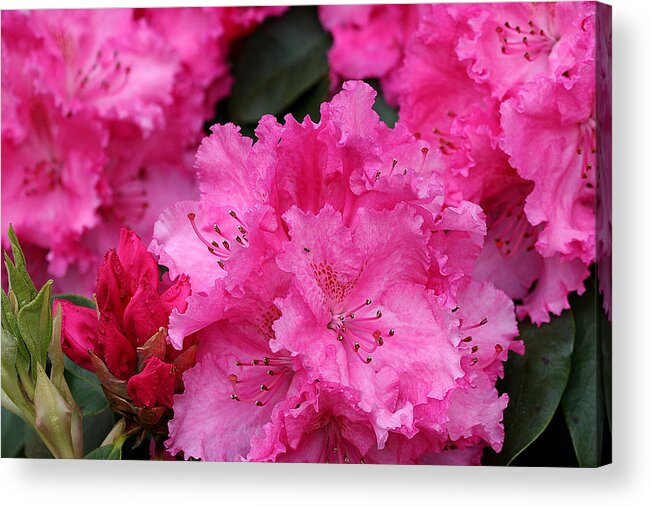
[1,407,26,458]
[562,276,604,467]
[600,292,612,432]
[63,358,108,417]
[84,443,123,460]
[62,357,115,454]
[287,75,330,123]
[485,310,575,466]
[24,424,53,459]
[81,407,115,456]
[368,80,398,127]
[157,264,169,282]
[2,226,86,458]
[52,294,96,310]
[1,11,612,465]
[84,428,127,460]
[227,6,331,125]
[17,281,53,378]
[4,226,37,308]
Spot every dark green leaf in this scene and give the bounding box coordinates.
[485,311,575,466]
[368,80,398,128]
[287,75,330,123]
[600,297,612,432]
[24,425,53,459]
[1,407,26,458]
[82,407,115,455]
[85,438,124,460]
[157,264,169,282]
[64,359,113,454]
[228,6,331,124]
[84,445,114,460]
[52,294,96,310]
[64,357,108,417]
[562,274,603,467]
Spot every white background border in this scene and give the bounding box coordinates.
[1,0,649,505]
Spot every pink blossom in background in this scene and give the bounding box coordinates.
[319,4,428,104]
[1,7,285,295]
[454,1,596,101]
[321,2,597,325]
[157,81,521,463]
[595,3,612,319]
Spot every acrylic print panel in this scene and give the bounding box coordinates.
[1,2,611,466]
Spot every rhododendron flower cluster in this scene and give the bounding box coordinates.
[57,229,196,435]
[321,2,601,324]
[1,6,285,295]
[151,81,522,464]
[1,3,610,467]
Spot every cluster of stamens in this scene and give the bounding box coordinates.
[105,167,149,222]
[432,123,464,156]
[319,420,366,464]
[455,312,504,368]
[484,179,537,258]
[74,49,131,100]
[187,210,248,270]
[495,19,556,61]
[577,118,597,184]
[228,355,293,407]
[367,150,415,185]
[22,158,63,196]
[491,197,536,257]
[327,298,392,364]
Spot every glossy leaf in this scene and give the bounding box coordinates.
[601,303,612,432]
[228,7,331,124]
[1,407,26,458]
[485,310,575,466]
[84,445,116,460]
[81,407,115,455]
[24,425,53,459]
[562,275,604,467]
[64,357,108,417]
[64,358,113,454]
[368,80,398,127]
[85,436,125,460]
[52,294,96,310]
[287,75,330,123]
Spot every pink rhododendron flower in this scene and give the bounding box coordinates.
[321,4,599,324]
[57,229,195,432]
[1,7,285,295]
[1,94,106,259]
[595,3,612,319]
[248,383,409,464]
[500,76,596,265]
[454,1,596,100]
[157,81,521,463]
[137,6,287,109]
[390,4,596,324]
[319,4,428,103]
[166,277,306,461]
